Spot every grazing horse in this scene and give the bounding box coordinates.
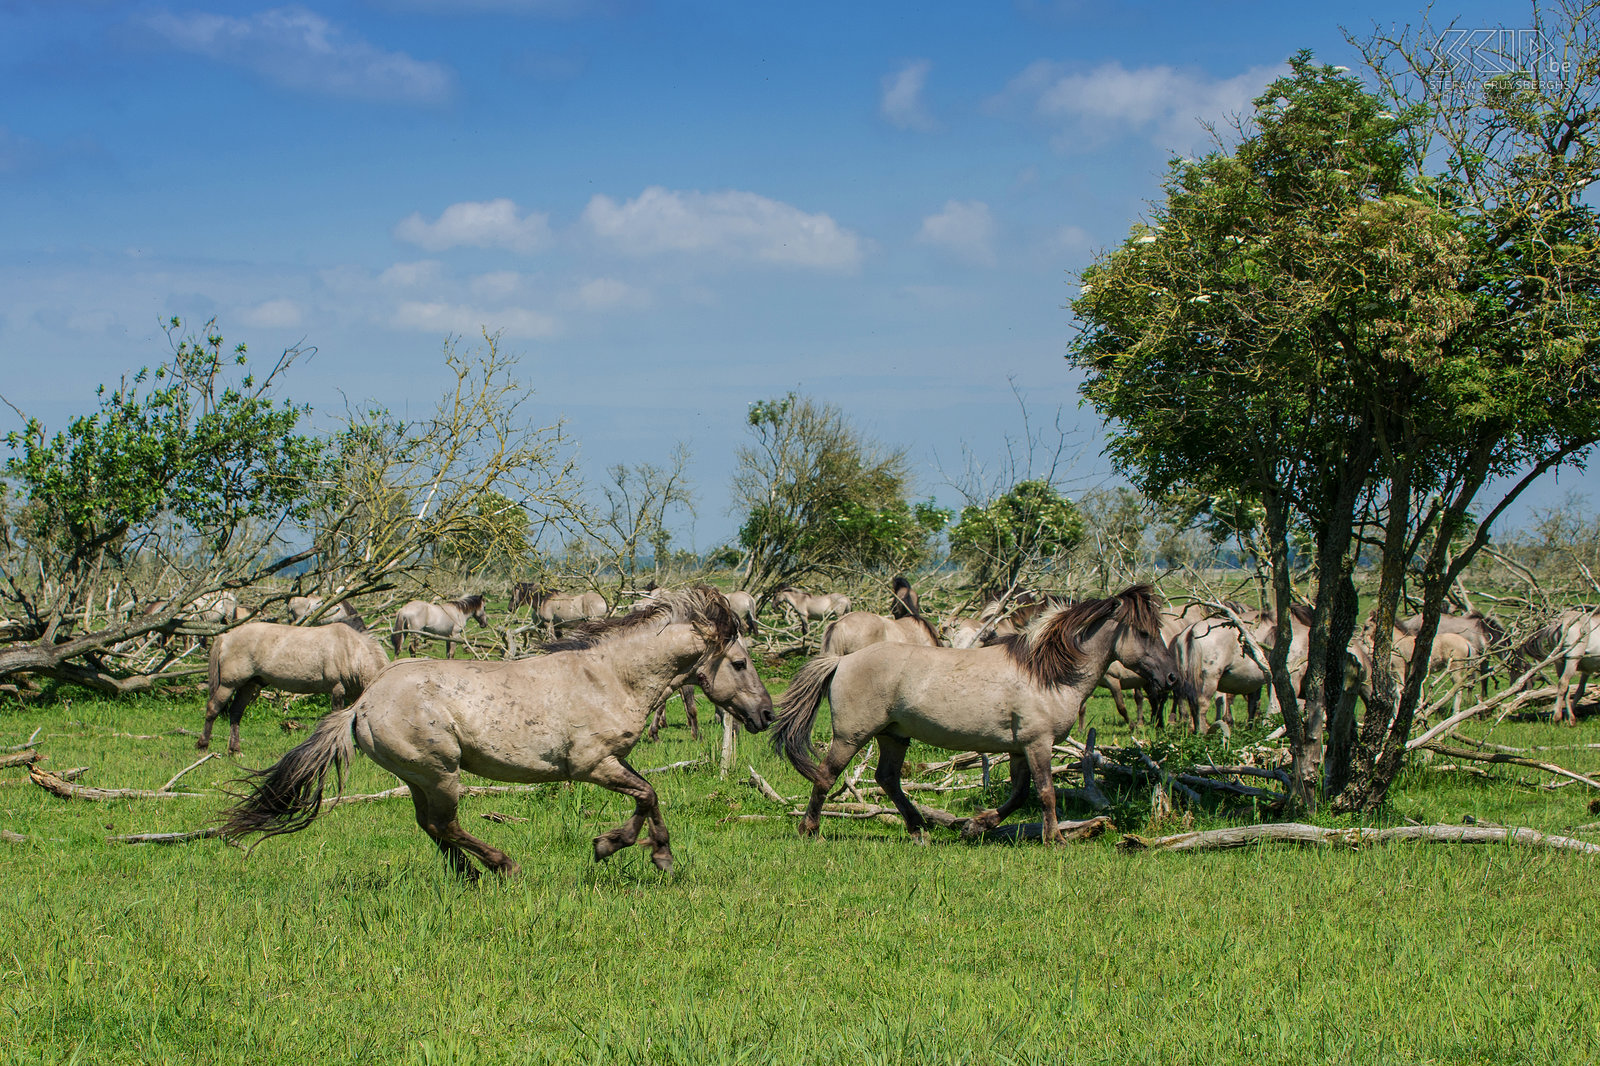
[1516,609,1600,725]
[820,611,940,656]
[1398,611,1505,698]
[286,595,363,628]
[1171,605,1309,735]
[1391,628,1477,722]
[774,586,851,647]
[200,621,390,754]
[219,587,773,878]
[772,585,1183,844]
[390,595,489,659]
[515,587,608,639]
[725,591,759,637]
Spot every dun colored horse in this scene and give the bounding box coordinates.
[390,595,489,659]
[772,585,1183,843]
[820,611,939,656]
[220,587,772,878]
[200,621,389,754]
[513,586,608,638]
[774,586,851,647]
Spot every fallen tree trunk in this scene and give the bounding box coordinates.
[1420,742,1600,792]
[0,749,41,769]
[109,827,225,845]
[30,766,203,800]
[1119,822,1600,855]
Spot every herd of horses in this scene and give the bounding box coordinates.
[204,577,1600,878]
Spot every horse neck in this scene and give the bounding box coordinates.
[594,622,709,701]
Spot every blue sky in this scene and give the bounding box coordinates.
[3,0,1583,551]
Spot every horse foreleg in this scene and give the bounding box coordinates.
[871,734,926,842]
[1106,679,1132,728]
[583,755,673,871]
[963,753,1030,839]
[1556,661,1578,725]
[646,692,667,742]
[1025,742,1063,843]
[226,680,262,755]
[682,684,699,741]
[1132,688,1147,730]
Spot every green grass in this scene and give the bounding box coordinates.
[2,681,1599,1066]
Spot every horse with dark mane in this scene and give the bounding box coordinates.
[889,575,922,620]
[772,585,1183,844]
[390,595,488,659]
[220,587,772,878]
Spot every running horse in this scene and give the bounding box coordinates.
[220,587,773,878]
[772,585,1183,843]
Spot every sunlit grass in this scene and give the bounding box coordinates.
[2,683,1598,1065]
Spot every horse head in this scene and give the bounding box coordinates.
[463,595,489,627]
[695,636,772,733]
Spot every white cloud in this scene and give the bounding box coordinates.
[917,200,997,267]
[1001,59,1283,153]
[392,300,559,339]
[880,59,935,132]
[394,199,553,253]
[581,186,864,271]
[240,298,302,328]
[378,259,445,288]
[470,271,526,300]
[569,277,650,311]
[139,6,454,105]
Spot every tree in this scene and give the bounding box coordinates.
[0,323,577,691]
[731,393,945,596]
[434,489,533,578]
[948,480,1084,595]
[544,444,697,597]
[1069,43,1600,811]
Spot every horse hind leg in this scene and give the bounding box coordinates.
[407,781,519,881]
[799,734,871,838]
[871,734,926,843]
[583,755,673,871]
[225,680,263,755]
[682,684,699,741]
[963,753,1030,839]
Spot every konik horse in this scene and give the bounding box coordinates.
[390,595,489,659]
[772,585,1183,843]
[221,587,772,877]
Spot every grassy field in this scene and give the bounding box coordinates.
[3,664,1600,1066]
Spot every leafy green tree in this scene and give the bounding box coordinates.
[732,393,946,595]
[948,480,1083,595]
[0,324,577,691]
[1070,45,1600,811]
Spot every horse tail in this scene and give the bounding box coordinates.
[218,703,357,843]
[389,613,404,656]
[771,655,842,784]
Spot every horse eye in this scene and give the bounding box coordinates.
[733,659,747,670]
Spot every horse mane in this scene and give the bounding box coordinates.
[335,610,369,633]
[903,613,939,644]
[1001,584,1162,688]
[452,594,485,613]
[541,585,737,654]
[1288,603,1314,626]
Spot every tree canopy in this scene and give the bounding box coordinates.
[1069,39,1600,810]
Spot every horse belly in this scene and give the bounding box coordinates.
[885,680,1053,754]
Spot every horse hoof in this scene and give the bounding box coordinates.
[961,811,998,839]
[593,835,619,862]
[651,849,674,873]
[195,740,209,752]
